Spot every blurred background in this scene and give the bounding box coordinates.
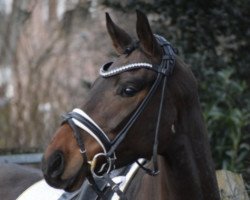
[0,0,249,192]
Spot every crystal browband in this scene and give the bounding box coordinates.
[100,62,153,77]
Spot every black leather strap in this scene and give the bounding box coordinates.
[66,118,88,162]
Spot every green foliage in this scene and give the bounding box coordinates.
[200,68,250,171]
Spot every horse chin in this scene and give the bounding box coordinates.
[44,167,85,192]
[63,172,84,192]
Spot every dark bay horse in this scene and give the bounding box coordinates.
[42,11,220,200]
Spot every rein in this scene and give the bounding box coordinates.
[62,34,176,199]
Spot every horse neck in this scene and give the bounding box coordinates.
[161,103,220,200]
[125,107,220,200]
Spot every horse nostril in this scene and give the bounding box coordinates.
[47,151,65,179]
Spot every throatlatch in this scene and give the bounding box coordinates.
[62,34,176,199]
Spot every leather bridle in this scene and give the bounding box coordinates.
[62,34,176,199]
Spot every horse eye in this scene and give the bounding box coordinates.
[121,86,138,97]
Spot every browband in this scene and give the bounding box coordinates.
[100,62,153,77]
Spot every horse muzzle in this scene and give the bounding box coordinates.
[41,150,84,191]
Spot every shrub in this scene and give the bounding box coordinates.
[200,68,250,172]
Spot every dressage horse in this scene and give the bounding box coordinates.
[42,11,220,200]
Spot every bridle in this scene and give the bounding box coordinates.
[62,34,176,199]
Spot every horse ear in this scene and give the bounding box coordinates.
[106,12,132,54]
[136,10,161,57]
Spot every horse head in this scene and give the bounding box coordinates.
[42,10,204,194]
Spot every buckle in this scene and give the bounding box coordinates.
[89,153,113,178]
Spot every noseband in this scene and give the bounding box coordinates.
[62,34,176,199]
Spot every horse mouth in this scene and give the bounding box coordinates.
[43,164,86,192]
[64,168,86,192]
[63,171,84,192]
